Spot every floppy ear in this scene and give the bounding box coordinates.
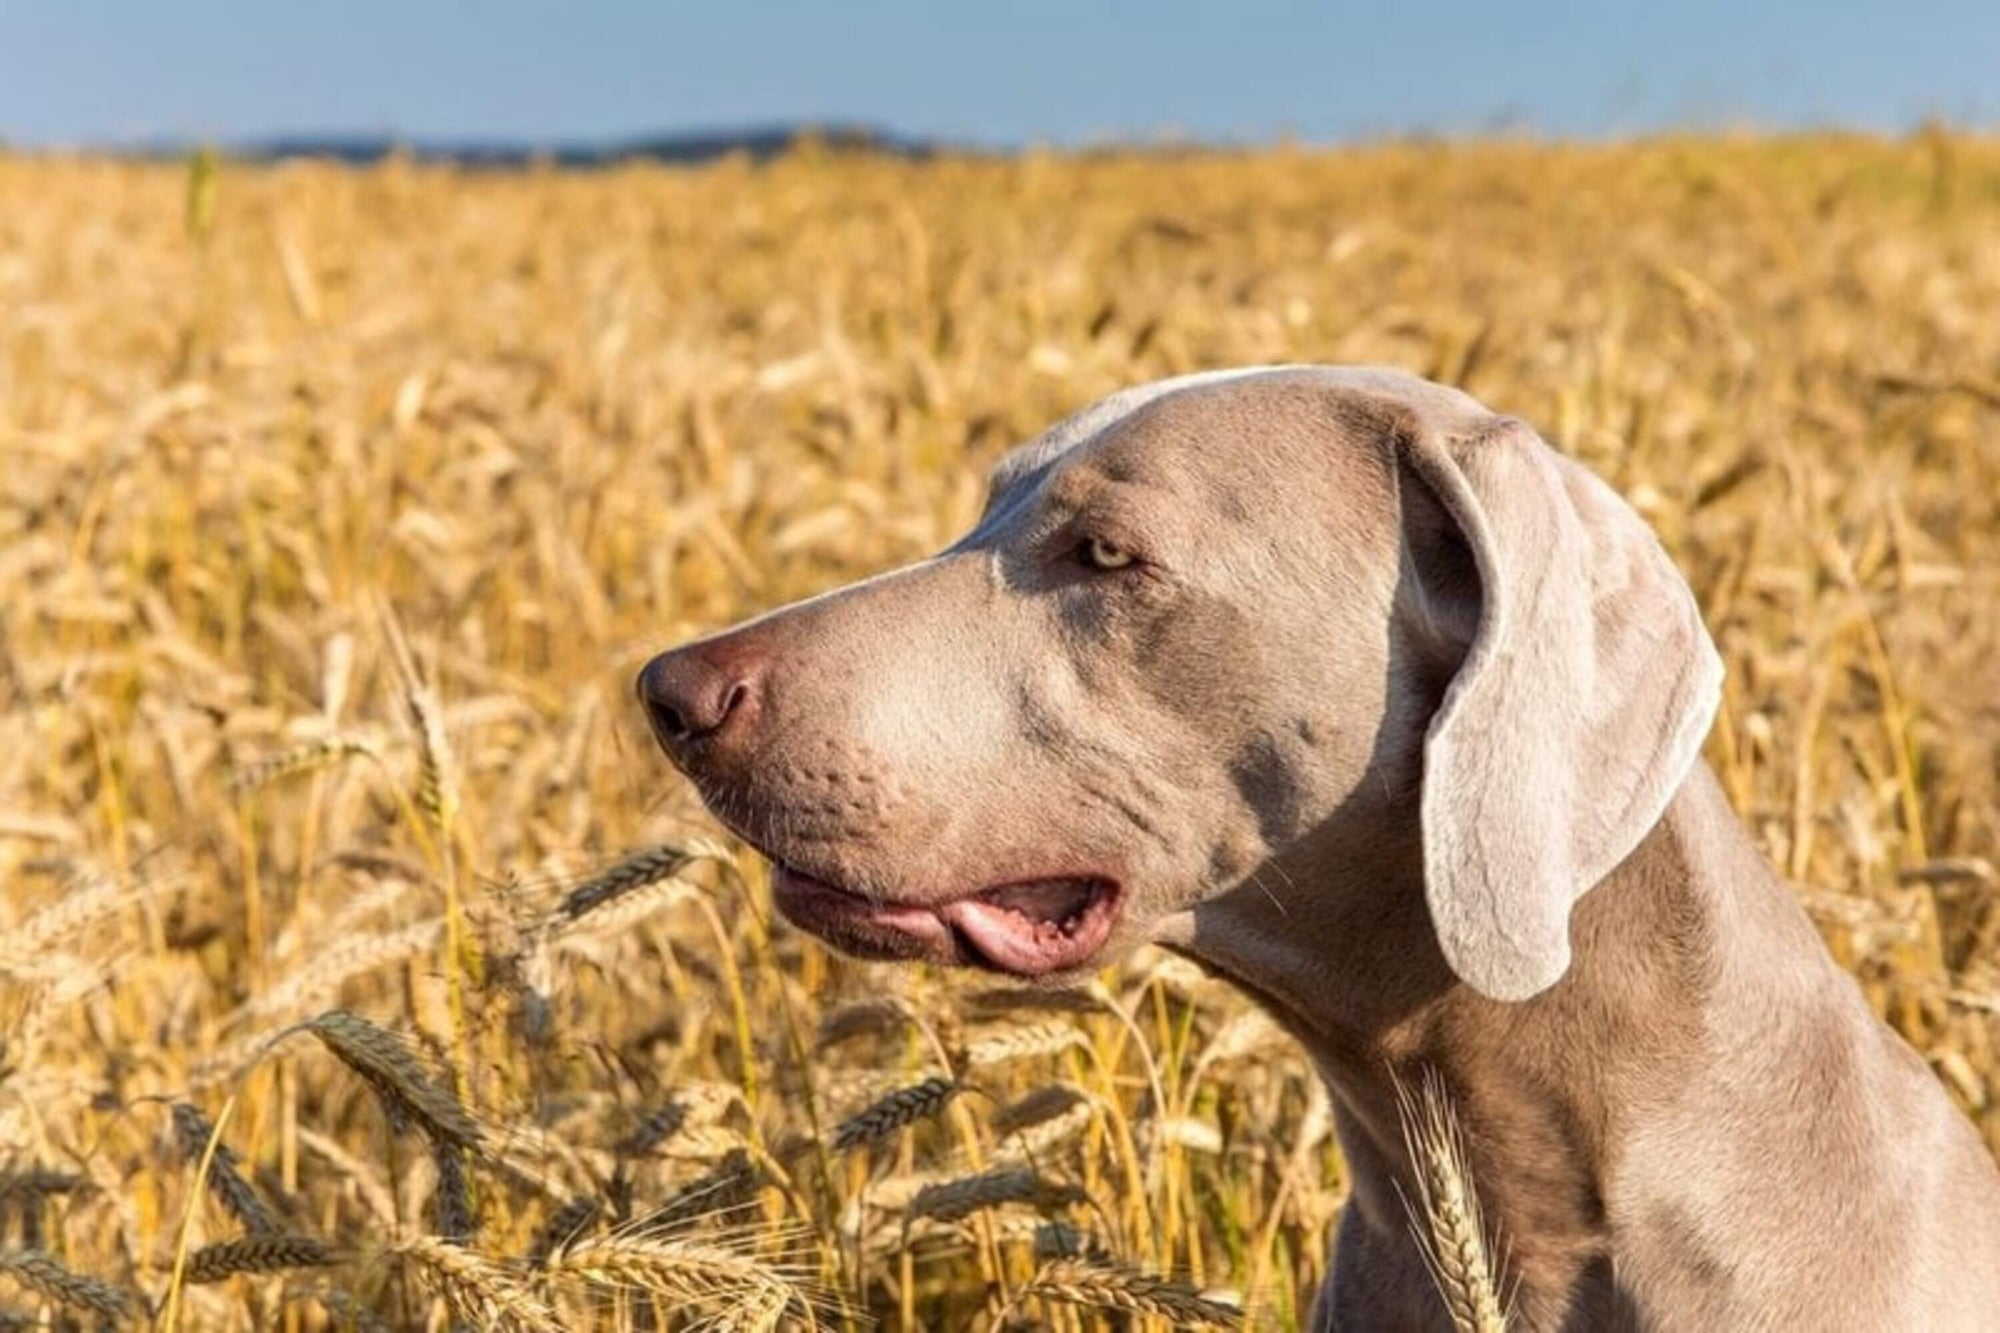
[1400,415,1724,1002]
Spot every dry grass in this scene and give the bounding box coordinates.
[1,132,1997,1329]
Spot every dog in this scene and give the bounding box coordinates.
[638,366,2000,1329]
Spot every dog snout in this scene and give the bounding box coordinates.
[636,640,764,768]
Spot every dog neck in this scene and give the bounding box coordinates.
[1175,760,1833,1312]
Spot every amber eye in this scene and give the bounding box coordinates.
[1080,537,1136,571]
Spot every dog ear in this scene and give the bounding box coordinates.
[1398,414,1724,1001]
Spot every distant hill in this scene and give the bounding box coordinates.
[155,123,944,167]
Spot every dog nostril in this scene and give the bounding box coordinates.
[717,682,747,726]
[637,649,759,754]
[641,662,753,749]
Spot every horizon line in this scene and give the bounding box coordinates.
[7,114,1995,169]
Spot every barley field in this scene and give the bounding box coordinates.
[2,133,1997,1330]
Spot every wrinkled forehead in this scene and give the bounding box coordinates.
[979,365,1487,530]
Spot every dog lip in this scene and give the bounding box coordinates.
[767,862,1120,977]
[771,865,944,935]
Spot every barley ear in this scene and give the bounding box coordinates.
[1393,1068,1510,1333]
[303,1010,483,1150]
[172,1102,282,1235]
[387,1235,561,1333]
[1026,1255,1243,1328]
[830,1076,960,1153]
[183,1234,336,1285]
[0,1249,141,1323]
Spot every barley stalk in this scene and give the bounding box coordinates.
[1026,1219,1104,1261]
[612,1103,689,1158]
[184,143,217,240]
[547,878,694,946]
[962,985,1105,1017]
[989,1084,1091,1137]
[2,862,131,965]
[990,1091,1097,1167]
[713,1281,791,1333]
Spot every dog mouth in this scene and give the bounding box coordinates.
[769,864,1120,978]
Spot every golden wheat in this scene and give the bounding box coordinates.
[1027,1255,1245,1327]
[3,136,1997,1330]
[960,1019,1087,1069]
[386,1235,561,1333]
[543,1234,799,1312]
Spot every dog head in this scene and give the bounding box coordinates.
[638,367,1720,999]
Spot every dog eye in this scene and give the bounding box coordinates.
[1079,537,1136,571]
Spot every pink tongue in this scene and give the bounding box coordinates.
[946,880,1103,974]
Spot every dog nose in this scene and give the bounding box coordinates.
[636,643,762,763]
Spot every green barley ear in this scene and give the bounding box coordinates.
[378,604,460,839]
[185,143,218,243]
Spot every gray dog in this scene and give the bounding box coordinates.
[638,366,2000,1329]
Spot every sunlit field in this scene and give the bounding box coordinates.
[2,133,1997,1329]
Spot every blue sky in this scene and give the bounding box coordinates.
[2,1,1995,148]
